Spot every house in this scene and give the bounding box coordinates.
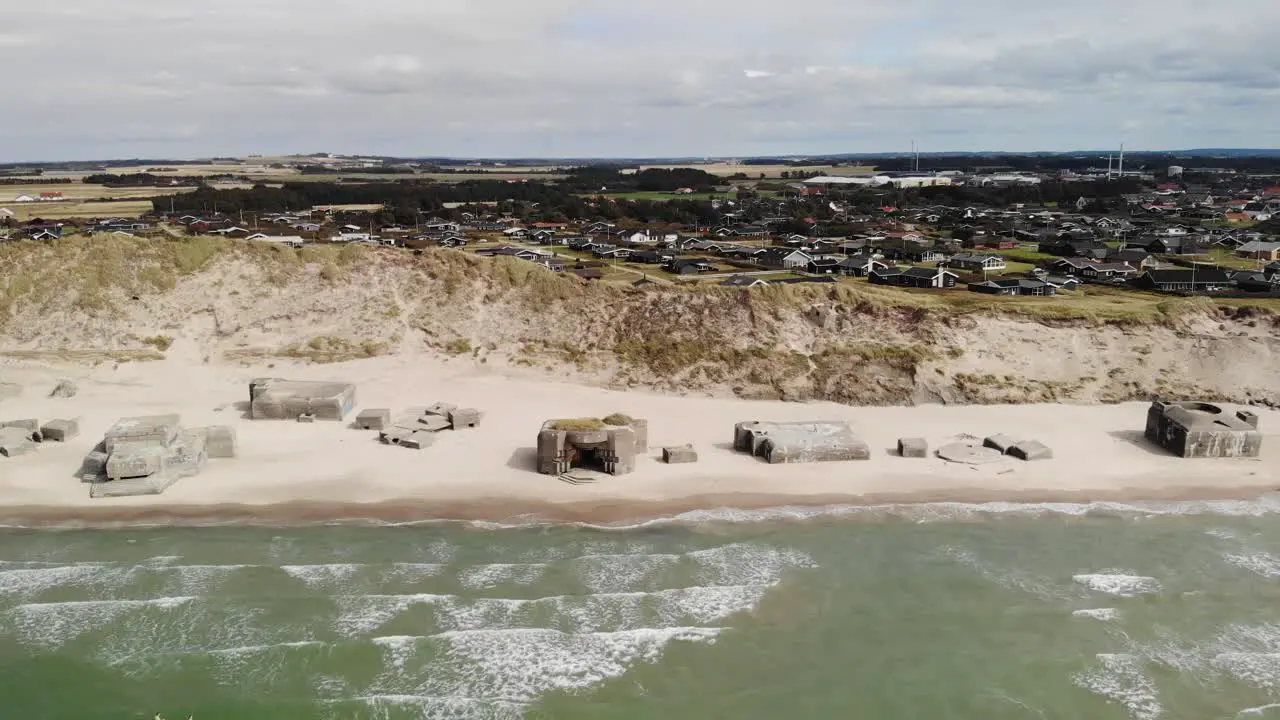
[874,241,947,263]
[630,250,675,264]
[567,267,605,281]
[1145,236,1202,255]
[1079,262,1139,282]
[968,278,1057,296]
[1236,241,1280,261]
[807,258,842,275]
[721,275,770,288]
[28,229,60,241]
[756,248,813,270]
[423,221,461,233]
[530,229,558,244]
[250,235,305,248]
[1106,249,1156,271]
[581,221,615,234]
[12,195,35,202]
[869,266,959,289]
[665,258,714,275]
[537,257,566,273]
[1131,268,1232,293]
[1051,258,1102,276]
[1229,271,1279,293]
[1266,260,1280,278]
[946,253,1007,272]
[437,236,467,248]
[209,226,251,237]
[1042,275,1081,291]
[502,227,528,238]
[837,255,889,277]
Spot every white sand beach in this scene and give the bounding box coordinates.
[0,347,1276,525]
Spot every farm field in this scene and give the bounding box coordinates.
[1,199,155,220]
[637,162,878,178]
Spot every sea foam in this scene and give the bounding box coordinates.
[1073,608,1121,621]
[1073,573,1162,597]
[6,597,197,649]
[1073,653,1163,720]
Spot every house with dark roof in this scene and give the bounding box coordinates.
[837,255,888,277]
[946,253,1007,272]
[869,266,959,289]
[1042,275,1081,291]
[1144,236,1204,255]
[1130,268,1232,292]
[1106,249,1157,271]
[629,250,675,264]
[968,278,1056,296]
[1266,260,1280,278]
[756,248,813,269]
[807,258,842,275]
[1079,262,1139,282]
[664,258,715,275]
[873,241,947,264]
[721,275,770,288]
[1229,271,1279,293]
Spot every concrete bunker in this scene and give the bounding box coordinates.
[733,421,870,464]
[377,403,483,450]
[1144,401,1262,458]
[248,378,357,421]
[536,415,647,476]
[83,414,236,497]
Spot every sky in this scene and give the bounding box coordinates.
[2,0,1279,161]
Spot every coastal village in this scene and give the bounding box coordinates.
[1,157,1280,299]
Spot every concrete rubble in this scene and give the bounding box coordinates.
[537,416,646,476]
[937,441,1005,465]
[0,427,36,457]
[982,434,1020,454]
[377,402,482,450]
[248,378,357,421]
[40,419,79,442]
[662,445,698,464]
[355,409,391,431]
[1008,440,1053,461]
[84,414,234,497]
[734,421,870,464]
[898,437,929,458]
[48,380,78,399]
[1145,401,1263,458]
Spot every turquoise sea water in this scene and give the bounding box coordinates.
[3,501,1280,719]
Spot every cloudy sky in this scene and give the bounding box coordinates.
[3,0,1279,160]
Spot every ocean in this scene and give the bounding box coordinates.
[3,500,1280,719]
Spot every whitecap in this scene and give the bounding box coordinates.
[1225,552,1280,579]
[0,563,130,600]
[280,564,364,588]
[1072,653,1162,720]
[570,553,681,593]
[1073,573,1161,597]
[938,546,1068,601]
[457,563,545,590]
[1073,608,1121,621]
[5,597,196,649]
[687,543,816,587]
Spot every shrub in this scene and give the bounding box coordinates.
[601,413,633,426]
[549,418,605,432]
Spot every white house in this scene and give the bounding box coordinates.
[12,195,35,203]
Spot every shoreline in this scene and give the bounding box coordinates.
[2,483,1279,530]
[0,352,1276,530]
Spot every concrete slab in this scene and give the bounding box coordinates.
[734,421,870,464]
[0,427,36,457]
[898,437,929,458]
[355,409,391,431]
[1009,440,1053,461]
[40,419,79,442]
[448,408,480,429]
[104,414,180,453]
[662,445,698,464]
[983,434,1020,454]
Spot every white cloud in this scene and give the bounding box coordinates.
[0,0,1278,159]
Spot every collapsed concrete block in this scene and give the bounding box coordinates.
[0,427,36,457]
[424,402,457,417]
[448,408,480,429]
[983,434,1020,454]
[355,409,391,431]
[195,425,236,459]
[734,421,870,464]
[249,378,357,421]
[48,380,78,398]
[1009,440,1053,461]
[104,414,180,453]
[106,444,167,480]
[81,449,109,480]
[415,414,452,433]
[402,431,436,450]
[662,445,698,464]
[40,419,79,442]
[298,413,316,423]
[379,426,416,446]
[898,437,929,458]
[2,419,40,433]
[1145,401,1263,458]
